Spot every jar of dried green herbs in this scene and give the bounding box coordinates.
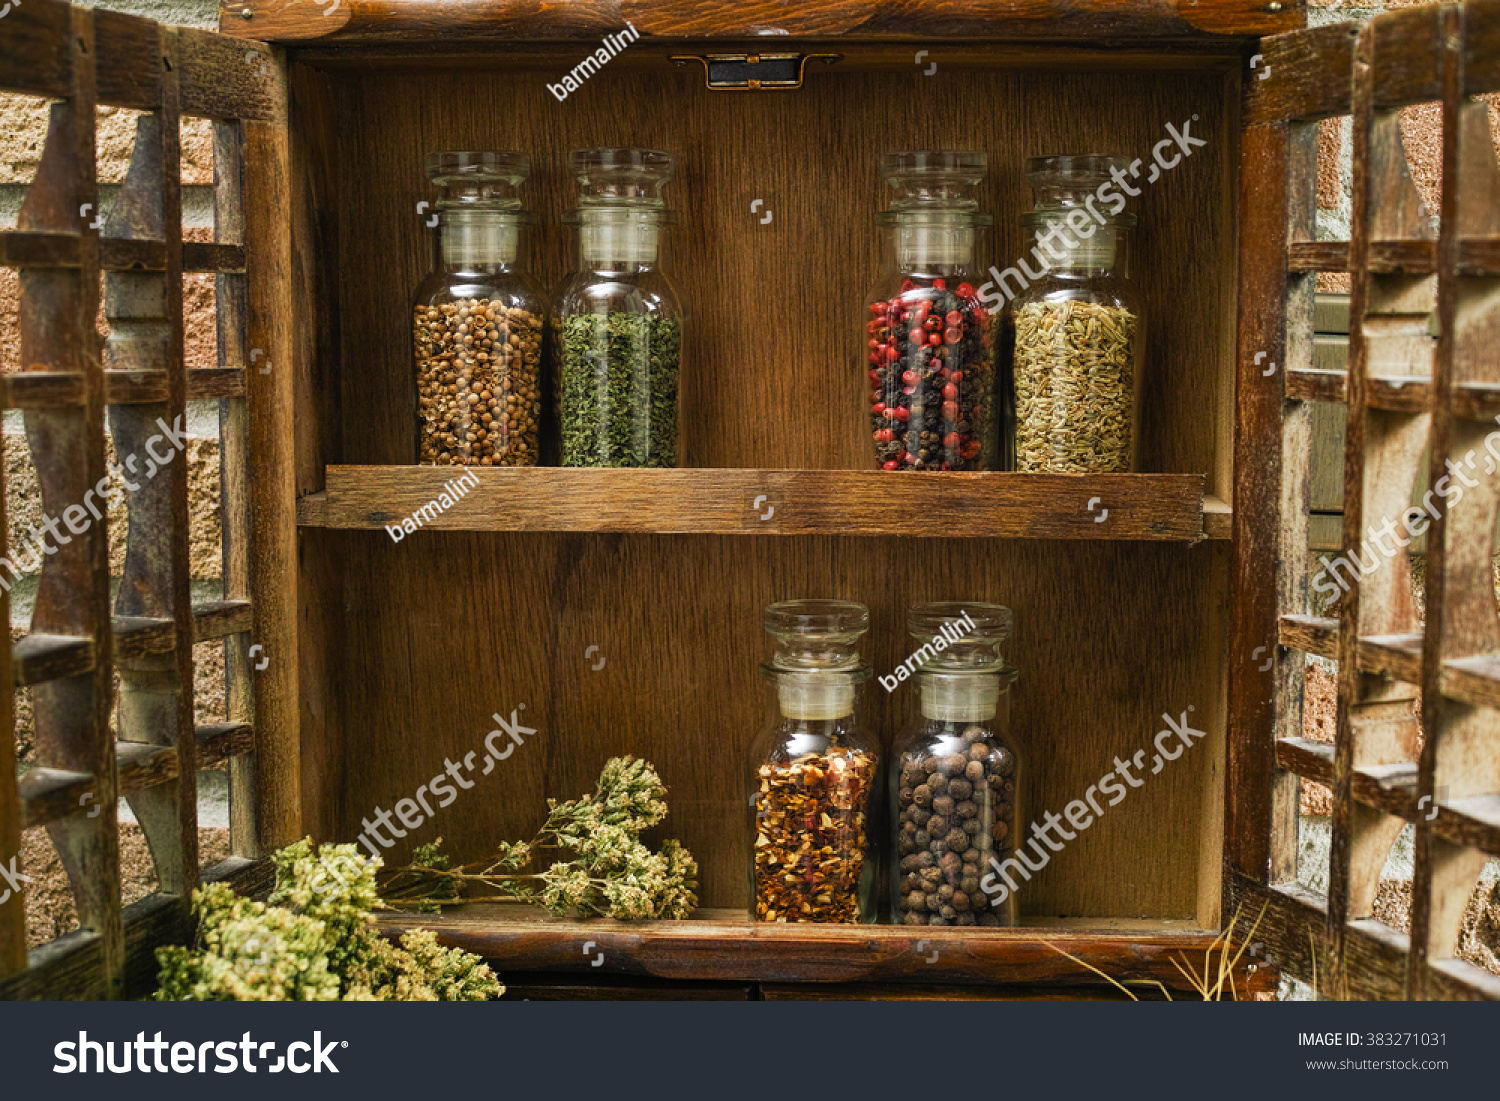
[552,148,684,468]
[1008,155,1144,474]
[411,152,546,467]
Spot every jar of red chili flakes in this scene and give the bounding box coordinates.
[864,151,998,471]
[749,600,878,923]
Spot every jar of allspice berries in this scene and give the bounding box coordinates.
[411,151,546,467]
[892,602,1020,926]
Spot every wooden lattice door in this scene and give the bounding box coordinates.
[0,0,295,999]
[1230,0,1500,1000]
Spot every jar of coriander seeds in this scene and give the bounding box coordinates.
[411,151,545,467]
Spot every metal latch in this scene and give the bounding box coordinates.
[670,53,840,91]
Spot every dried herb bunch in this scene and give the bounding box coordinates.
[1012,299,1138,473]
[385,756,699,920]
[154,839,503,1001]
[557,313,681,467]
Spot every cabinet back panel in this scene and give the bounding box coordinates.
[316,531,1227,918]
[322,57,1235,477]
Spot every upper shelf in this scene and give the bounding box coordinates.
[297,467,1230,541]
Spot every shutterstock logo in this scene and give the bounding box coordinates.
[54,1032,345,1074]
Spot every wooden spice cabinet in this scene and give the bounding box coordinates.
[0,0,1497,1001]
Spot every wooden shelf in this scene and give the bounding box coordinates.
[11,601,252,690]
[1443,655,1500,710]
[228,0,1302,45]
[1284,367,1432,412]
[376,903,1250,992]
[1275,738,1500,859]
[21,724,255,829]
[298,468,1228,542]
[1277,615,1423,683]
[1285,239,1500,277]
[12,633,93,688]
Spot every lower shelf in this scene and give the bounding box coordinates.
[378,903,1261,993]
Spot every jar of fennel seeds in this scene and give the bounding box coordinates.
[412,152,545,466]
[1010,155,1144,473]
[750,601,879,923]
[865,151,998,472]
[553,148,684,467]
[891,603,1019,927]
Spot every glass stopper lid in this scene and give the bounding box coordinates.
[425,151,530,210]
[762,600,870,673]
[882,150,987,212]
[1023,153,1136,226]
[907,602,1013,673]
[569,147,675,207]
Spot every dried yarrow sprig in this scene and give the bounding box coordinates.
[383,756,699,921]
[154,839,503,1001]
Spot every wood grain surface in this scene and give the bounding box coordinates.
[316,53,1235,479]
[280,40,1240,925]
[304,527,1229,919]
[377,902,1245,990]
[222,0,1304,46]
[0,0,278,120]
[1254,1,1500,1001]
[301,468,1215,541]
[1228,871,1500,1001]
[1226,118,1291,886]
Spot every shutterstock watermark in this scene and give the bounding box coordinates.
[54,1032,344,1074]
[0,851,34,907]
[974,117,1207,313]
[979,707,1208,907]
[311,704,538,893]
[0,415,189,592]
[1312,415,1500,603]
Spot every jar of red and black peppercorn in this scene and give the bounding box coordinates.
[864,152,999,472]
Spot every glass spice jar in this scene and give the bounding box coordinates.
[411,151,546,467]
[1009,155,1144,473]
[552,148,685,468]
[891,602,1019,927]
[750,600,879,923]
[865,151,999,472]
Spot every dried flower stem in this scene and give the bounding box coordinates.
[1040,900,1270,1002]
[382,757,699,921]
